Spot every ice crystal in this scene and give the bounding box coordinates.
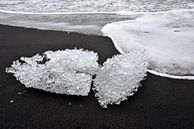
[93,50,148,108]
[6,49,99,96]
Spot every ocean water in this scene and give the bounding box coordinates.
[0,0,193,13]
[0,0,194,79]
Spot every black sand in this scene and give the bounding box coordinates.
[0,24,193,129]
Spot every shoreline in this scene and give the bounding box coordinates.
[0,20,194,80]
[1,9,194,80]
[0,24,194,129]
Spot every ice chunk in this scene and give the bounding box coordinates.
[6,49,99,96]
[93,50,148,108]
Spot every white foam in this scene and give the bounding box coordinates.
[0,0,122,13]
[0,9,118,15]
[102,10,194,80]
[0,0,192,13]
[116,9,194,15]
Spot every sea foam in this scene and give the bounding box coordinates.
[0,0,192,13]
[102,10,194,79]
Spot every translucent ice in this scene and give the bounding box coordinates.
[93,50,148,108]
[6,49,99,96]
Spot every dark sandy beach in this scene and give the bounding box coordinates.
[0,24,194,129]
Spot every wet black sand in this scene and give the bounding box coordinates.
[0,24,194,129]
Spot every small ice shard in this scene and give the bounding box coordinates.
[10,100,14,103]
[6,49,99,96]
[93,50,148,108]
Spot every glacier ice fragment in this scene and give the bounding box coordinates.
[93,50,148,108]
[6,49,99,96]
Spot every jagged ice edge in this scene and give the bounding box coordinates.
[93,50,148,108]
[6,49,99,96]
